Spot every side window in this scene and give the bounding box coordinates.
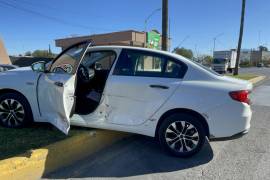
[81,51,116,70]
[113,49,187,78]
[113,49,165,77]
[164,60,184,78]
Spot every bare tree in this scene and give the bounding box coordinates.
[234,0,246,75]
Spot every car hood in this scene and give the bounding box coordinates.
[0,66,39,84]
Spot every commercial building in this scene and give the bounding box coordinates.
[214,49,270,65]
[55,30,168,51]
[0,38,11,64]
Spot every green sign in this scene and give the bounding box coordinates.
[147,31,161,50]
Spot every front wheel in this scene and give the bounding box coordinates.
[158,113,206,157]
[0,93,33,128]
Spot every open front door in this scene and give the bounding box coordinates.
[38,74,76,134]
[37,41,91,134]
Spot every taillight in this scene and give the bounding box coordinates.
[229,90,250,105]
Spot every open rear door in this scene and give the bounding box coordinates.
[37,41,91,134]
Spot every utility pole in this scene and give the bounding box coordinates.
[234,0,246,75]
[162,0,168,51]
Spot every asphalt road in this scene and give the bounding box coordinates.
[46,67,270,180]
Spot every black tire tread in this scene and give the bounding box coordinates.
[0,92,33,128]
[158,113,206,157]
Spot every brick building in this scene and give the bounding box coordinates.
[55,30,169,51]
[55,30,146,50]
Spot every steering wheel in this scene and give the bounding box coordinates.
[77,65,92,83]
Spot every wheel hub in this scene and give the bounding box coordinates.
[0,99,25,127]
[165,121,200,153]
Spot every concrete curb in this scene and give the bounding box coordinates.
[248,76,266,84]
[0,130,129,180]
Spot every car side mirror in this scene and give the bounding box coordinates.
[31,61,46,72]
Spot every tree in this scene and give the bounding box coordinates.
[173,47,193,59]
[24,51,32,56]
[234,0,246,75]
[258,45,268,52]
[32,50,55,58]
[202,55,213,65]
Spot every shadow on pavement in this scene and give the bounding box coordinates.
[45,135,214,179]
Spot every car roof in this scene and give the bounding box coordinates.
[88,45,193,65]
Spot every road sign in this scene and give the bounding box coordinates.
[147,31,161,50]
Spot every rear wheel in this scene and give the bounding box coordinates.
[158,113,206,157]
[0,93,33,128]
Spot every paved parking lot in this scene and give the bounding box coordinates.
[46,68,270,180]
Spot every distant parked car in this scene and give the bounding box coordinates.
[0,64,18,72]
[257,63,264,67]
[0,42,253,157]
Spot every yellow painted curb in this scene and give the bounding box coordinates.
[0,130,129,180]
[248,76,266,84]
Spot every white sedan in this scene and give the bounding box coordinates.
[0,42,252,157]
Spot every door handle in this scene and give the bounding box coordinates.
[54,81,64,87]
[149,85,169,89]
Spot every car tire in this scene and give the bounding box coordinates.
[0,92,33,128]
[158,113,206,157]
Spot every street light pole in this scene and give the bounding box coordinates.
[144,8,161,32]
[213,33,224,55]
[162,0,168,51]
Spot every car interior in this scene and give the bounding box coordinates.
[74,51,116,115]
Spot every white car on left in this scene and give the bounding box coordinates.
[0,64,18,72]
[0,41,253,157]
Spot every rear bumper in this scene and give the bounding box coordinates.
[206,102,252,139]
[209,128,249,141]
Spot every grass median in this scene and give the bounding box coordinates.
[227,73,258,80]
[0,123,89,160]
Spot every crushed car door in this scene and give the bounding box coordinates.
[105,49,187,126]
[37,41,91,134]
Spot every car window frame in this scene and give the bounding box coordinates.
[113,48,188,79]
[48,41,91,75]
[80,50,117,70]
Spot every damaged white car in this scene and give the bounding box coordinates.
[0,41,253,157]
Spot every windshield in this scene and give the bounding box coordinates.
[49,42,90,74]
[213,58,227,64]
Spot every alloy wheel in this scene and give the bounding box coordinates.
[165,121,200,153]
[0,99,25,127]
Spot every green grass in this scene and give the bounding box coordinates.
[227,74,258,80]
[0,123,89,160]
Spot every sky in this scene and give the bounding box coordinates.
[0,0,269,56]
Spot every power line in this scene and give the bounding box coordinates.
[11,0,101,20]
[0,0,113,32]
[11,0,127,22]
